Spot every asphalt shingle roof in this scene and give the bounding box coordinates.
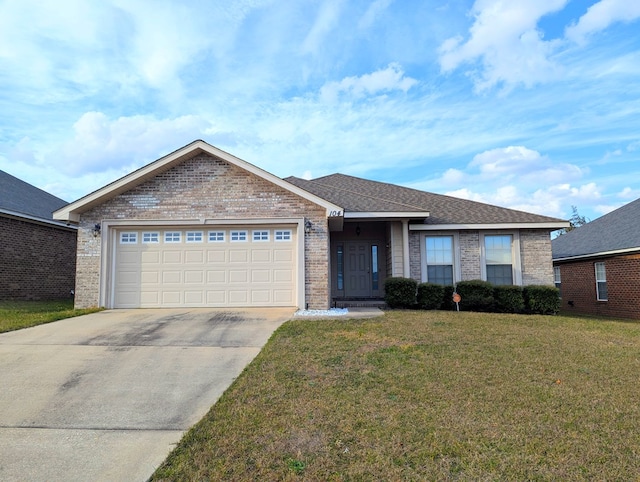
[0,170,68,220]
[552,197,640,259]
[285,173,564,225]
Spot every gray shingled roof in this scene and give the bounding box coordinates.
[552,197,640,259]
[285,173,564,225]
[0,170,68,220]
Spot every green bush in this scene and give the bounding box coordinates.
[456,280,495,312]
[493,285,525,313]
[417,283,445,310]
[442,285,456,311]
[384,277,418,308]
[523,285,560,315]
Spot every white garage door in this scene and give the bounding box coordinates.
[113,225,297,308]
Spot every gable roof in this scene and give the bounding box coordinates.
[54,140,342,222]
[0,169,70,226]
[552,197,640,261]
[286,173,567,228]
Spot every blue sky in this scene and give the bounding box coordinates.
[1,0,639,222]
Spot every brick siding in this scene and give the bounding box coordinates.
[0,216,77,300]
[520,229,554,285]
[557,254,640,319]
[75,154,329,309]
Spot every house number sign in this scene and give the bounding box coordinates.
[329,210,343,217]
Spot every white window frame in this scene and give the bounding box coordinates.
[480,232,522,285]
[230,230,247,242]
[120,232,138,244]
[186,231,203,243]
[252,230,269,242]
[275,230,292,241]
[595,262,608,301]
[142,232,159,244]
[164,231,181,243]
[420,232,461,284]
[208,231,225,242]
[554,266,561,290]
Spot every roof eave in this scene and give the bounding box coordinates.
[53,140,343,222]
[553,246,640,262]
[1,208,77,230]
[344,211,430,220]
[410,222,570,231]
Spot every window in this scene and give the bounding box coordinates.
[425,236,454,285]
[164,231,181,243]
[186,231,203,243]
[485,235,513,285]
[372,245,379,290]
[208,231,225,242]
[595,262,608,301]
[253,230,269,241]
[142,232,159,244]
[554,266,561,292]
[275,230,292,241]
[120,232,137,244]
[336,244,344,291]
[230,230,247,242]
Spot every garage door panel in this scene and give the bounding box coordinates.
[114,225,297,308]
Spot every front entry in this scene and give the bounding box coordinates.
[343,241,380,298]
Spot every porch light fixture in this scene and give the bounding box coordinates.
[92,223,101,237]
[304,220,312,234]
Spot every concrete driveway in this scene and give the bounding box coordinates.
[0,307,294,481]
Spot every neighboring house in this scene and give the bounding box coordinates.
[552,198,640,319]
[53,140,568,310]
[0,170,77,300]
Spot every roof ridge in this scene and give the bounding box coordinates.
[306,175,430,212]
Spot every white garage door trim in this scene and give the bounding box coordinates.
[100,218,306,309]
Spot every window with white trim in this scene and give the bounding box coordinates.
[554,266,561,292]
[253,230,269,241]
[595,262,608,301]
[208,231,225,242]
[230,230,247,242]
[484,234,515,285]
[425,236,454,285]
[164,231,181,243]
[275,230,292,241]
[142,232,159,243]
[186,231,203,243]
[120,232,137,244]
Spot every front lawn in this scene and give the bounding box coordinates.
[0,300,102,333]
[152,310,640,481]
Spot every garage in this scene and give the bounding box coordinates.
[112,224,298,308]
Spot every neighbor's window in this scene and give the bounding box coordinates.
[554,266,562,293]
[142,232,159,244]
[120,232,137,244]
[425,236,454,285]
[595,262,608,301]
[186,231,203,243]
[485,235,513,285]
[164,231,181,243]
[230,230,247,242]
[208,231,225,242]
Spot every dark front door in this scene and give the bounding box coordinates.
[345,242,371,297]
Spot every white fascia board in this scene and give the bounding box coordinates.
[410,222,570,231]
[102,217,302,227]
[54,140,343,221]
[553,246,640,262]
[344,211,430,219]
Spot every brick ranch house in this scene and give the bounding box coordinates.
[53,140,568,310]
[0,169,77,300]
[552,197,640,319]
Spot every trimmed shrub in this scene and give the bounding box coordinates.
[417,283,445,310]
[456,280,495,312]
[493,285,525,313]
[384,277,418,309]
[524,285,560,315]
[442,285,456,311]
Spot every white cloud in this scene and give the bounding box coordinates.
[439,0,567,90]
[301,0,343,55]
[566,0,640,44]
[320,63,417,102]
[358,0,394,30]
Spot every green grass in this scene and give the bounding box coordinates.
[0,300,102,333]
[152,310,640,481]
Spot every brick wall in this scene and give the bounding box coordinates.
[0,216,77,300]
[520,229,554,285]
[459,231,481,281]
[557,254,640,319]
[75,154,329,309]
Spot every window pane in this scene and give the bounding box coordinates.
[371,245,379,290]
[486,265,513,286]
[426,236,454,285]
[427,265,453,285]
[337,245,344,290]
[485,235,512,265]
